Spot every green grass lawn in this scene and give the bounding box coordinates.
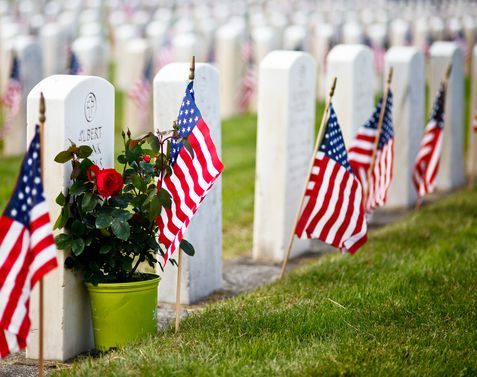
[53,186,477,376]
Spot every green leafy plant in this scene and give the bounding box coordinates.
[53,128,194,285]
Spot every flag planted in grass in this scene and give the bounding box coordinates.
[413,83,446,200]
[348,91,394,212]
[296,105,367,254]
[1,54,22,139]
[0,125,58,358]
[158,81,224,266]
[238,35,256,112]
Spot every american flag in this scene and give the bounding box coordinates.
[413,83,446,199]
[238,37,256,113]
[158,81,224,265]
[371,43,386,75]
[155,35,173,72]
[348,91,394,212]
[0,125,58,358]
[1,55,22,140]
[128,58,153,128]
[67,49,83,75]
[295,105,368,254]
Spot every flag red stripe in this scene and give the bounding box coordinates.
[31,258,58,287]
[305,162,341,238]
[295,159,327,237]
[333,179,359,246]
[320,167,349,241]
[0,228,25,287]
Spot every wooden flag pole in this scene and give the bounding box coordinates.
[38,93,46,377]
[175,56,196,333]
[416,64,452,211]
[279,77,337,279]
[174,249,183,333]
[363,67,393,207]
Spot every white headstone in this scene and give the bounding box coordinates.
[389,19,412,46]
[120,38,152,135]
[468,45,477,179]
[153,63,222,304]
[215,23,246,118]
[0,22,21,92]
[113,24,140,63]
[342,21,365,44]
[253,51,316,262]
[326,44,374,146]
[79,22,103,38]
[463,16,476,74]
[283,24,308,51]
[312,23,335,101]
[3,36,43,156]
[26,75,115,360]
[429,42,466,190]
[385,47,425,208]
[413,17,431,55]
[367,22,388,89]
[172,32,206,62]
[40,23,68,77]
[72,36,109,78]
[146,20,168,63]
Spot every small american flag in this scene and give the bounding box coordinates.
[295,105,368,254]
[238,38,256,113]
[1,55,22,140]
[67,49,83,75]
[0,125,58,358]
[128,58,153,128]
[155,35,173,72]
[413,83,446,199]
[158,81,224,265]
[371,43,386,75]
[348,92,394,212]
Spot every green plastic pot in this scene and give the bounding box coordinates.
[85,274,160,351]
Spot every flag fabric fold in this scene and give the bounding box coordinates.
[1,55,22,140]
[157,81,224,266]
[296,105,367,254]
[413,83,446,199]
[0,125,58,358]
[348,91,394,212]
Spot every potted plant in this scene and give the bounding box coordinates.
[53,128,194,351]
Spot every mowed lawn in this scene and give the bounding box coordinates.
[52,186,477,376]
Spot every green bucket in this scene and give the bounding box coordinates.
[85,274,160,351]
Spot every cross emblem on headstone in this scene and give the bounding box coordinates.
[84,93,97,122]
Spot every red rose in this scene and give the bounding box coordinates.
[86,165,100,182]
[143,155,151,163]
[96,169,124,198]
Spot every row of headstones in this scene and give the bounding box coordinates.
[2,2,476,123]
[1,29,474,161]
[22,42,474,361]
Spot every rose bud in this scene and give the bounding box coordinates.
[143,155,151,163]
[96,169,124,198]
[86,165,100,182]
